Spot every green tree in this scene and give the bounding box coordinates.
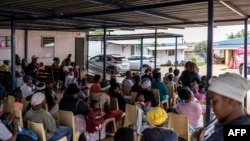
[194,40,207,53]
[89,30,104,35]
[226,29,250,39]
[150,42,160,47]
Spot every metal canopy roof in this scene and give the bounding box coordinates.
[88,32,183,41]
[0,0,249,31]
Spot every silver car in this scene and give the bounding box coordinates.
[88,54,130,75]
[127,55,161,71]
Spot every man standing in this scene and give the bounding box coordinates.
[24,55,39,84]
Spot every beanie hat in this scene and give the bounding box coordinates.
[208,72,250,103]
[65,83,80,95]
[31,92,45,106]
[141,78,151,89]
[147,107,168,126]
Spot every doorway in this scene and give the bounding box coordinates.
[75,38,85,67]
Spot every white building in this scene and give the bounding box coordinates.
[147,46,188,65]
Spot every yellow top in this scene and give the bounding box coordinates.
[0,64,9,72]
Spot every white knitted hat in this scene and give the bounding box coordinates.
[208,72,250,103]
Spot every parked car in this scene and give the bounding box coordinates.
[127,55,161,71]
[88,54,130,75]
[240,63,250,78]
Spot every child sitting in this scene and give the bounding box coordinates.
[135,93,151,113]
[166,74,177,92]
[12,88,24,112]
[64,68,77,88]
[190,82,206,101]
[198,84,206,95]
[90,100,123,136]
[173,87,202,135]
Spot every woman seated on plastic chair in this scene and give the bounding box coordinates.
[59,83,106,141]
[24,92,72,141]
[172,86,203,135]
[142,107,178,141]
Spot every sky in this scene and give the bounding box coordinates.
[111,24,246,44]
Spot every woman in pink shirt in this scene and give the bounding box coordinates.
[173,86,202,134]
[12,88,24,112]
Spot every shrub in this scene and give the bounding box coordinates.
[190,56,197,63]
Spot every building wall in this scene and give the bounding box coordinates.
[0,29,86,65]
[88,41,132,57]
[148,49,185,65]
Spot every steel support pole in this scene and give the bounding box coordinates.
[11,19,16,91]
[244,18,248,107]
[103,27,107,81]
[175,37,178,69]
[24,29,28,60]
[206,0,214,124]
[154,29,157,69]
[140,37,143,75]
[86,33,89,71]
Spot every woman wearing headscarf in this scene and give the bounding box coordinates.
[24,92,72,141]
[59,83,106,141]
[142,107,178,141]
[139,78,158,107]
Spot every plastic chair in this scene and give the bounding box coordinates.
[167,85,177,107]
[151,88,169,109]
[110,97,119,110]
[168,113,189,141]
[105,117,117,133]
[123,104,137,127]
[7,95,15,114]
[130,91,137,104]
[27,120,67,141]
[122,85,131,96]
[58,110,81,141]
[13,108,23,127]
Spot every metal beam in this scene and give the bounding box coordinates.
[103,26,107,81]
[87,0,187,22]
[175,37,178,69]
[24,29,28,60]
[140,37,143,75]
[219,1,247,18]
[0,5,139,26]
[11,19,16,91]
[206,0,214,124]
[154,29,157,69]
[3,0,208,21]
[244,18,248,108]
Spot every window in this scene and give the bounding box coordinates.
[0,36,11,47]
[41,37,55,47]
[168,50,175,56]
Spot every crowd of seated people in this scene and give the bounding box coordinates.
[2,56,250,141]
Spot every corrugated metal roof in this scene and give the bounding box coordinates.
[147,46,189,50]
[0,0,249,31]
[214,36,250,49]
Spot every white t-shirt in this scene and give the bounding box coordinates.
[63,65,73,73]
[15,65,24,87]
[0,121,12,141]
[64,74,76,88]
[20,83,35,98]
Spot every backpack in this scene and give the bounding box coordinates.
[85,108,104,133]
[2,120,38,141]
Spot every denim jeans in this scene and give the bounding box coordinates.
[0,84,6,97]
[48,126,72,141]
